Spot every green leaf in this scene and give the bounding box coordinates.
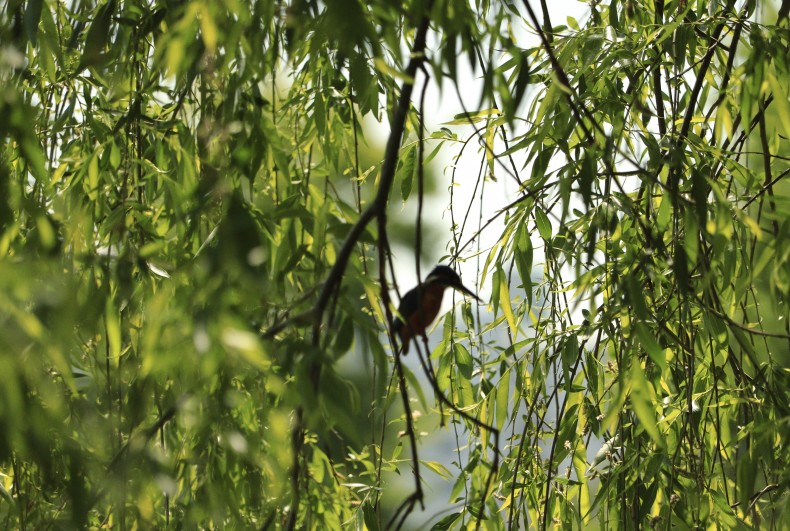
[629,361,664,449]
[509,57,532,122]
[736,436,756,512]
[400,144,417,201]
[436,351,453,393]
[25,0,44,45]
[443,107,501,125]
[402,363,429,412]
[627,273,649,321]
[562,333,579,374]
[710,491,738,527]
[79,0,116,69]
[105,299,121,362]
[373,57,414,84]
[578,153,595,206]
[485,117,497,177]
[672,25,692,68]
[430,512,461,531]
[221,327,271,371]
[534,208,552,240]
[422,460,453,480]
[495,370,510,431]
[768,72,790,140]
[454,343,473,380]
[634,323,666,370]
[496,266,517,337]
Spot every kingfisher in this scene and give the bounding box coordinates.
[392,265,481,354]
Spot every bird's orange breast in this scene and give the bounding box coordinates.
[399,284,446,345]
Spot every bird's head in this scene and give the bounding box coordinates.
[425,265,482,301]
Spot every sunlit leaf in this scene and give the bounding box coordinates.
[443,107,501,126]
[496,266,517,338]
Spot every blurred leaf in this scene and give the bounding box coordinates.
[79,0,116,69]
[105,299,121,361]
[430,512,461,530]
[221,327,270,371]
[25,0,44,44]
[768,72,790,140]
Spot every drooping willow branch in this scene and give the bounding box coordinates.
[308,16,433,344]
[261,15,433,345]
[264,10,434,529]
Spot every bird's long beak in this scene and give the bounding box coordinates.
[452,281,482,302]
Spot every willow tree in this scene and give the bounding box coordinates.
[1,0,789,528]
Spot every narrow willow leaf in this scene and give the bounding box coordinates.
[562,333,579,375]
[25,0,44,44]
[634,323,665,370]
[510,57,531,121]
[768,73,790,140]
[87,153,99,200]
[485,117,496,177]
[629,362,664,449]
[400,144,416,201]
[422,460,453,480]
[198,5,218,52]
[627,273,649,321]
[716,100,733,141]
[105,299,121,362]
[79,0,116,69]
[37,29,57,82]
[373,57,414,84]
[534,208,552,240]
[496,266,517,337]
[454,343,473,380]
[430,512,461,530]
[443,107,501,125]
[495,370,510,431]
[736,439,756,512]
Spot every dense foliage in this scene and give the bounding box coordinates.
[1,0,789,528]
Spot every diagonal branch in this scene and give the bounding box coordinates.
[260,16,433,343]
[309,17,432,345]
[266,14,433,528]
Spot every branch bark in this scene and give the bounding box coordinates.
[306,15,432,345]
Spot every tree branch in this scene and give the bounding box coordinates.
[257,18,433,345]
[261,15,432,345]
[310,16,432,345]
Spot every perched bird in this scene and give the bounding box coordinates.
[392,265,481,354]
